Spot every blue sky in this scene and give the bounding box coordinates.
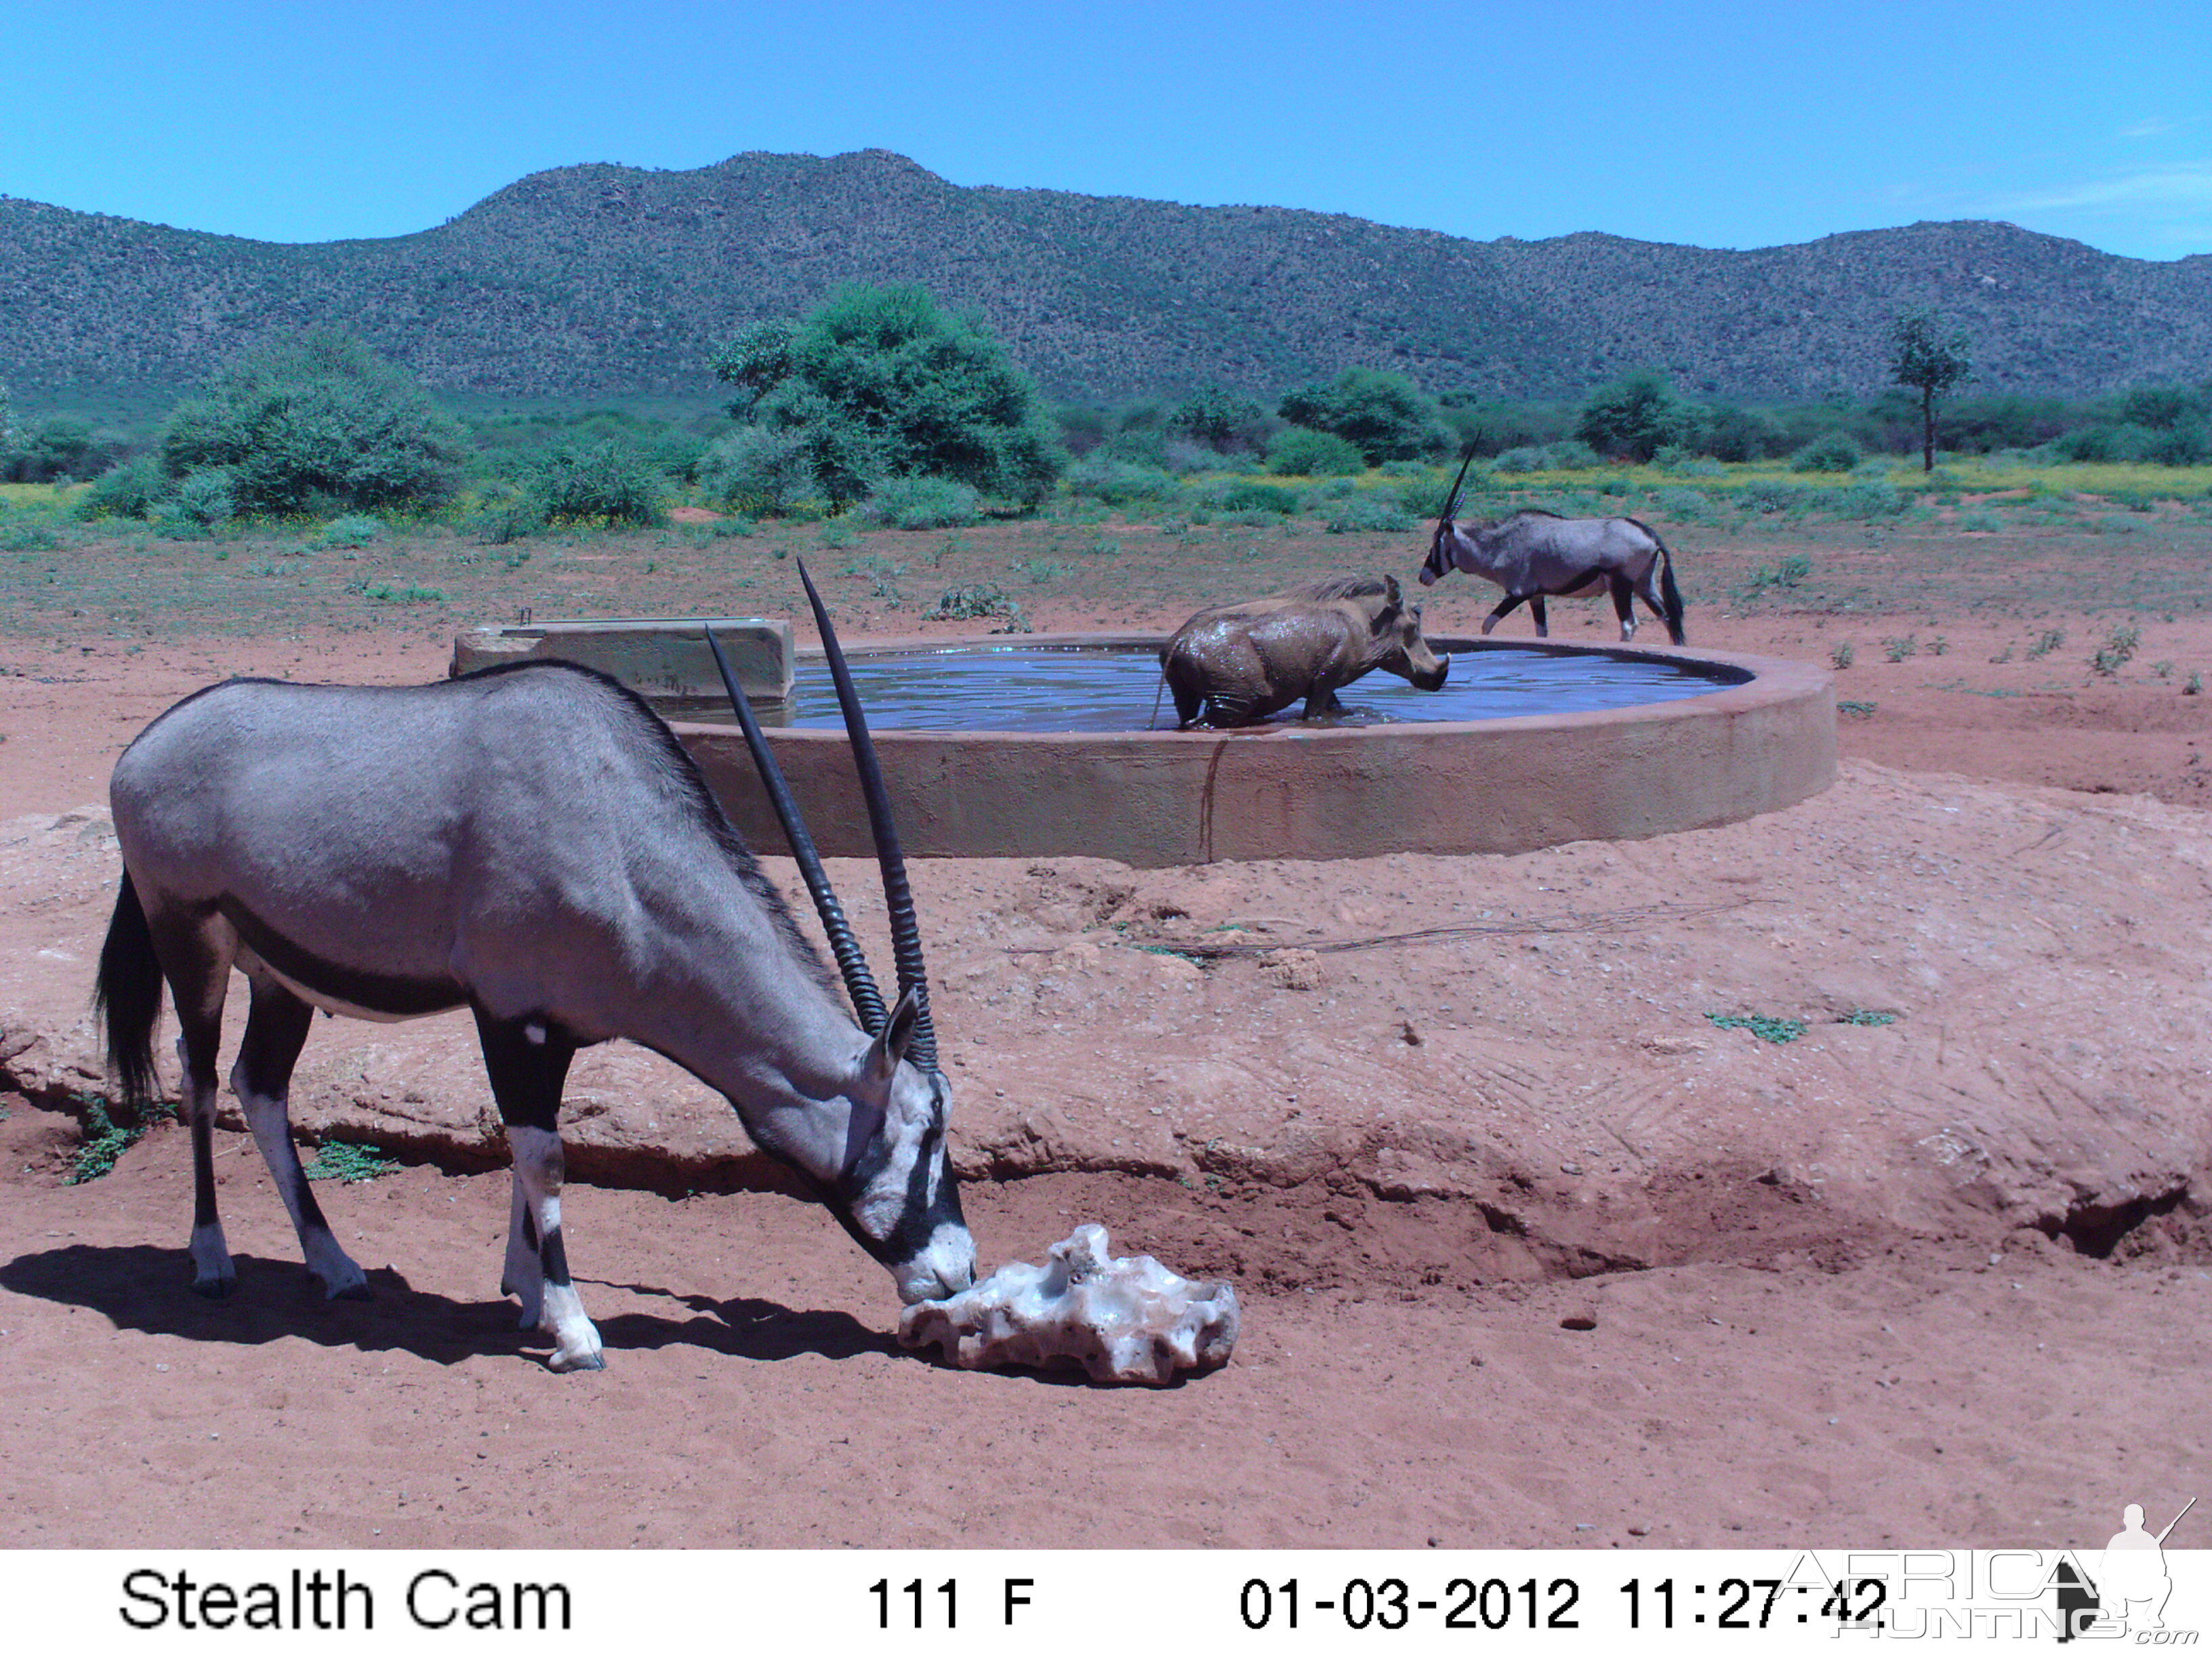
[5,1,2207,259]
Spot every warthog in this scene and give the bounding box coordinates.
[1160,575,1448,728]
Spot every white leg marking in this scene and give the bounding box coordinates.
[234,1074,368,1300]
[508,1126,603,1372]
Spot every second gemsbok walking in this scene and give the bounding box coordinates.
[1418,451,1687,645]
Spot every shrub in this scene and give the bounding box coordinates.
[75,456,169,520]
[1265,426,1366,476]
[2055,423,2127,463]
[1790,432,1862,472]
[698,424,819,516]
[311,514,382,549]
[2144,424,2210,466]
[711,283,1065,508]
[1701,405,1786,463]
[2091,624,2142,675]
[162,469,237,529]
[1159,436,1220,474]
[1063,457,1181,506]
[1220,480,1300,516]
[160,329,466,515]
[529,441,667,526]
[1736,478,1810,514]
[930,584,1030,632]
[1815,480,1907,520]
[1167,386,1271,454]
[1392,468,1468,518]
[1493,440,1600,473]
[1324,494,1416,533]
[463,485,544,545]
[3,415,121,484]
[1654,487,1714,522]
[1574,369,1696,462]
[859,475,981,530]
[2119,386,2204,430]
[1277,368,1450,463]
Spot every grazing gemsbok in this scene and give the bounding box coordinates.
[94,564,974,1370]
[1418,451,1687,645]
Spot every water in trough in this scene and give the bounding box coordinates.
[697,642,1744,733]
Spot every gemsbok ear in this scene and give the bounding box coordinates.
[1384,574,1401,606]
[863,987,923,1086]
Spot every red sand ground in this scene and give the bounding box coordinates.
[3,523,2209,1550]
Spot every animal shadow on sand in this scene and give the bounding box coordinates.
[587,1278,1196,1388]
[0,1246,898,1369]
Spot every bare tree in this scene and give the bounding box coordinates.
[1888,306,1973,473]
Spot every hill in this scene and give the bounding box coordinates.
[3,148,2208,408]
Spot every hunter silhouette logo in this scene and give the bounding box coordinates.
[2058,1497,2196,1640]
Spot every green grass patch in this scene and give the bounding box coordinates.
[1837,1009,1897,1027]
[62,1092,173,1185]
[302,1141,402,1183]
[354,581,447,603]
[1706,1012,1806,1044]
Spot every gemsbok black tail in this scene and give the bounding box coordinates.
[1656,534,1687,645]
[94,869,165,1113]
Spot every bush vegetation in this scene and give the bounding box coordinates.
[529,440,666,526]
[20,295,2212,548]
[156,329,467,516]
[710,283,1065,509]
[1265,427,1366,476]
[1277,368,1450,464]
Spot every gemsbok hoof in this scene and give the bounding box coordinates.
[327,1282,373,1303]
[190,1272,238,1300]
[546,1347,605,1374]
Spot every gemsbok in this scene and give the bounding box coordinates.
[1418,451,1687,645]
[95,564,974,1371]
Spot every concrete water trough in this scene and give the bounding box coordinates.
[455,621,1835,867]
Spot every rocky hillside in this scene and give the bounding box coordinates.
[3,148,2207,406]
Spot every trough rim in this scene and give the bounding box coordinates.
[675,631,1811,745]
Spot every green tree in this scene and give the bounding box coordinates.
[2119,385,2204,430]
[529,441,666,526]
[1167,386,1270,453]
[1887,307,1974,473]
[1574,369,1695,463]
[159,329,466,514]
[710,284,1064,508]
[1264,426,1366,476]
[1277,368,1448,464]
